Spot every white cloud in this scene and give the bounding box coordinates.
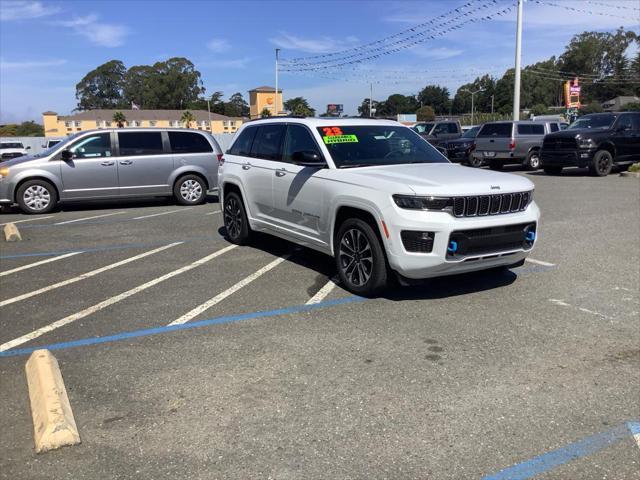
[56,14,128,47]
[0,1,59,21]
[0,58,67,69]
[410,46,464,60]
[199,57,253,69]
[207,38,230,53]
[270,33,359,53]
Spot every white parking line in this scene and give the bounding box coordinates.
[0,252,81,277]
[526,258,556,267]
[306,278,338,305]
[205,210,221,216]
[133,208,191,220]
[549,298,611,319]
[0,244,237,352]
[0,242,181,307]
[54,211,125,225]
[169,254,290,326]
[0,216,53,226]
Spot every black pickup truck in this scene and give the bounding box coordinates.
[540,112,640,176]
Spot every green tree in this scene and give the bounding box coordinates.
[530,103,550,116]
[224,93,250,117]
[621,102,640,111]
[112,111,127,128]
[357,98,379,117]
[122,65,154,108]
[260,107,272,118]
[0,124,18,136]
[181,110,196,128]
[416,105,435,121]
[283,97,315,116]
[75,60,127,110]
[15,121,44,136]
[377,94,418,116]
[417,85,450,115]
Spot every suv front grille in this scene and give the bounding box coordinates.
[452,191,531,217]
[543,137,577,150]
[447,222,537,258]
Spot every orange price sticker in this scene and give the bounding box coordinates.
[322,127,343,137]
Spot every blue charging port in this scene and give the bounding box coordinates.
[447,240,458,253]
[526,231,536,241]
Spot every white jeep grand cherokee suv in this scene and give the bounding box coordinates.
[218,118,540,296]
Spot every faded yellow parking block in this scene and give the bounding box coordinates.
[3,223,21,242]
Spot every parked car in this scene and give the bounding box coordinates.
[0,141,30,162]
[0,128,222,214]
[442,125,481,166]
[540,112,640,176]
[219,118,539,296]
[472,120,562,170]
[42,139,62,149]
[413,120,462,145]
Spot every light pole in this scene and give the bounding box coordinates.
[513,0,523,120]
[491,94,495,115]
[207,99,211,132]
[461,88,484,126]
[275,48,280,116]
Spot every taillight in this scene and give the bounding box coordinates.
[217,153,224,165]
[509,139,516,150]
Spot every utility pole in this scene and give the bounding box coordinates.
[513,0,523,121]
[462,88,484,126]
[275,48,280,116]
[370,83,373,117]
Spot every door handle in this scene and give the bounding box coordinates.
[119,160,133,165]
[100,161,115,166]
[242,163,251,170]
[275,168,286,177]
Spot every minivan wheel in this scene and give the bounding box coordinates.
[16,179,57,214]
[174,174,206,205]
[524,151,541,170]
[335,218,388,297]
[589,150,613,177]
[223,191,251,245]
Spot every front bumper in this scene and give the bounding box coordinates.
[446,147,472,163]
[540,149,595,168]
[382,202,541,279]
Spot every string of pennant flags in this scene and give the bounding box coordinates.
[586,0,640,12]
[531,0,632,20]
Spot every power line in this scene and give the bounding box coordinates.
[586,0,640,11]
[531,0,633,20]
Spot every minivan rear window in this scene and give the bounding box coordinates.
[517,124,545,135]
[118,132,164,156]
[169,132,213,154]
[478,123,512,137]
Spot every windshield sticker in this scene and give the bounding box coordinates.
[322,127,344,136]
[323,134,359,144]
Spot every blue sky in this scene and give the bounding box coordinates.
[0,0,638,123]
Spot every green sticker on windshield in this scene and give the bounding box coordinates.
[323,134,358,144]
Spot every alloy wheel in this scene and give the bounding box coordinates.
[596,154,611,175]
[180,179,203,202]
[338,228,373,287]
[529,153,540,169]
[224,197,242,239]
[23,185,51,211]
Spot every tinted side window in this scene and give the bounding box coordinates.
[250,124,285,161]
[629,113,640,131]
[549,123,559,132]
[616,115,633,131]
[228,127,257,156]
[447,123,458,134]
[478,123,512,137]
[118,132,164,156]
[283,125,321,163]
[517,124,545,135]
[433,123,448,134]
[69,133,111,159]
[168,132,213,154]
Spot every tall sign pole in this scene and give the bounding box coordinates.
[513,0,523,121]
[275,48,280,116]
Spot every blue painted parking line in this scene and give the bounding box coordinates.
[482,421,640,480]
[0,296,366,358]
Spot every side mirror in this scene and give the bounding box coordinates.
[292,150,325,167]
[26,146,31,150]
[60,149,73,161]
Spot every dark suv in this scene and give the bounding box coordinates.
[413,120,462,146]
[540,112,640,176]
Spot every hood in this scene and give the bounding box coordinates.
[0,154,41,166]
[545,128,609,139]
[343,163,534,196]
[445,137,474,146]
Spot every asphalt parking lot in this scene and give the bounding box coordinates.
[0,168,638,479]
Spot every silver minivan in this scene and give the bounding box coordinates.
[0,128,222,214]
[472,120,562,170]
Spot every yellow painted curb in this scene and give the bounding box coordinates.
[3,223,21,242]
[25,349,80,453]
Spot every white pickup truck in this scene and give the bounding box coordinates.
[0,141,30,162]
[218,118,540,296]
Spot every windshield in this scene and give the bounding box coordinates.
[461,126,480,138]
[34,134,79,157]
[317,125,448,168]
[0,142,24,149]
[413,123,434,134]
[569,114,616,130]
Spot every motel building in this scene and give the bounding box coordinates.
[249,86,284,119]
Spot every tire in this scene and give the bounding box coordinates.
[489,159,503,170]
[543,166,563,175]
[174,174,206,205]
[223,191,251,245]
[589,150,613,177]
[524,150,541,170]
[16,179,57,214]
[335,218,388,297]
[467,154,483,168]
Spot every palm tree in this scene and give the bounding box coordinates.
[260,107,272,118]
[112,111,127,128]
[181,110,195,128]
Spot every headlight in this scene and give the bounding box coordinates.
[578,138,596,148]
[0,167,9,179]
[393,194,452,211]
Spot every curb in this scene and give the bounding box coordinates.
[4,223,21,242]
[25,349,80,453]
[620,171,640,178]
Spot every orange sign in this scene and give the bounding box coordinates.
[322,127,344,136]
